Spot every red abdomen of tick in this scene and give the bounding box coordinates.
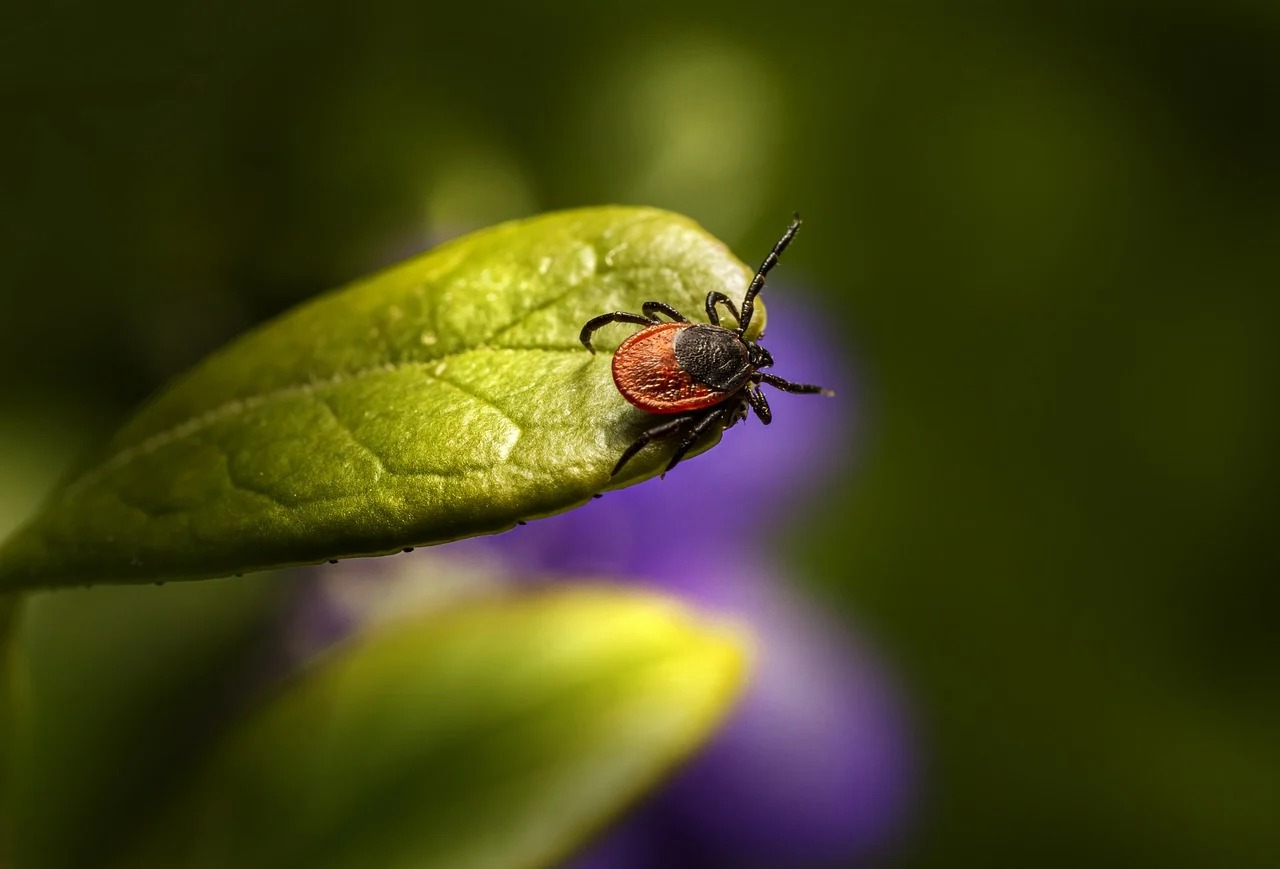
[611,322,729,414]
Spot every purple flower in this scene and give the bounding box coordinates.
[278,291,915,865]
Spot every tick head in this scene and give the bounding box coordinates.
[748,342,775,370]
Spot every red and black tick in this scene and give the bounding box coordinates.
[580,214,833,478]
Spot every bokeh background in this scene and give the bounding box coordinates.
[3,1,1279,866]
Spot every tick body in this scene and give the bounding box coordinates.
[581,215,833,478]
[612,322,751,414]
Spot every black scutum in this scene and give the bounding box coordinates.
[673,324,752,391]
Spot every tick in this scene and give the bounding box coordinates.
[580,214,833,478]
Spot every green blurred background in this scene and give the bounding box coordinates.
[2,1,1277,866]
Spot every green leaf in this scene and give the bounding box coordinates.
[0,207,763,591]
[116,585,751,869]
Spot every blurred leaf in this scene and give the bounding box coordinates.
[0,207,762,591]
[0,577,287,869]
[117,585,750,869]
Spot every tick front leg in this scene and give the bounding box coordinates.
[641,301,688,323]
[580,312,656,354]
[747,387,772,424]
[756,372,834,396]
[704,292,742,328]
[612,414,693,477]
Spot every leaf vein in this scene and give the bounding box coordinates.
[65,349,584,498]
[427,372,525,433]
[312,396,390,476]
[482,271,593,343]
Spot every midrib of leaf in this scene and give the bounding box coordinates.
[63,345,580,499]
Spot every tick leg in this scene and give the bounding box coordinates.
[747,387,772,424]
[704,292,741,328]
[756,371,834,396]
[663,407,729,477]
[612,414,693,477]
[641,301,688,323]
[580,312,654,354]
[738,214,802,337]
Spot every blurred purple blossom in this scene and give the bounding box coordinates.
[276,290,915,866]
